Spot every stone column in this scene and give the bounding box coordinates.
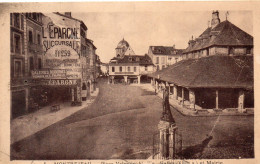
[158,121,171,159]
[108,76,110,84]
[25,87,29,112]
[124,76,128,83]
[112,76,115,84]
[238,90,245,113]
[182,87,184,106]
[137,76,141,84]
[216,90,219,109]
[71,88,75,102]
[169,125,178,159]
[173,85,177,100]
[189,89,195,110]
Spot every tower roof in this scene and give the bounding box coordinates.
[116,38,129,49]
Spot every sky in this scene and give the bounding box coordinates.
[73,11,253,63]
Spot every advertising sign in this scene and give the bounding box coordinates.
[41,13,81,80]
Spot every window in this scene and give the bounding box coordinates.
[119,66,122,72]
[14,34,21,54]
[156,57,159,64]
[145,66,148,71]
[128,66,131,72]
[10,13,12,26]
[134,67,137,72]
[13,13,20,28]
[29,31,33,43]
[37,34,41,45]
[33,13,37,20]
[246,48,251,54]
[14,60,22,77]
[157,65,159,71]
[112,66,115,72]
[38,58,42,69]
[161,57,165,64]
[29,57,34,71]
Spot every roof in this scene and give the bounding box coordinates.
[116,38,129,49]
[110,55,154,65]
[150,46,183,56]
[86,38,97,49]
[148,55,253,89]
[54,12,88,30]
[184,20,253,54]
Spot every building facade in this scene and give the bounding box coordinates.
[11,12,97,118]
[148,45,183,71]
[148,11,254,114]
[109,39,154,84]
[181,11,253,59]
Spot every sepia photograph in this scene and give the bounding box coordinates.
[0,1,259,164]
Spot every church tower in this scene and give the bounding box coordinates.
[115,38,135,58]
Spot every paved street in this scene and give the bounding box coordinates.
[11,78,254,160]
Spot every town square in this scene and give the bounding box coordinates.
[6,5,255,161]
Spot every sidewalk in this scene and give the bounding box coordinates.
[11,88,99,144]
[135,83,254,117]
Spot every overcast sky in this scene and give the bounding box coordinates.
[73,11,252,63]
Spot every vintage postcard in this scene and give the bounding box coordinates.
[0,1,259,164]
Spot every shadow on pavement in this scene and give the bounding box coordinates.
[178,136,213,159]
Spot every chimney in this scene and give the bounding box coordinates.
[64,12,72,17]
[211,10,220,29]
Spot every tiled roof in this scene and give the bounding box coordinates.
[148,55,253,89]
[150,46,183,56]
[111,55,154,65]
[184,20,253,54]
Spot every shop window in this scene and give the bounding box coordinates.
[14,60,22,77]
[14,34,21,54]
[29,31,33,43]
[112,66,115,72]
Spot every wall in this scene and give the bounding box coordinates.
[109,65,140,76]
[215,47,229,55]
[234,48,246,55]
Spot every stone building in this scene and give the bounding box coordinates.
[11,12,97,118]
[11,13,44,118]
[148,46,183,71]
[148,11,254,113]
[182,11,253,59]
[109,39,154,84]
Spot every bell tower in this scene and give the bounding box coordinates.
[211,10,220,29]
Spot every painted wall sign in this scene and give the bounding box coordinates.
[40,79,78,86]
[31,69,80,79]
[41,13,82,81]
